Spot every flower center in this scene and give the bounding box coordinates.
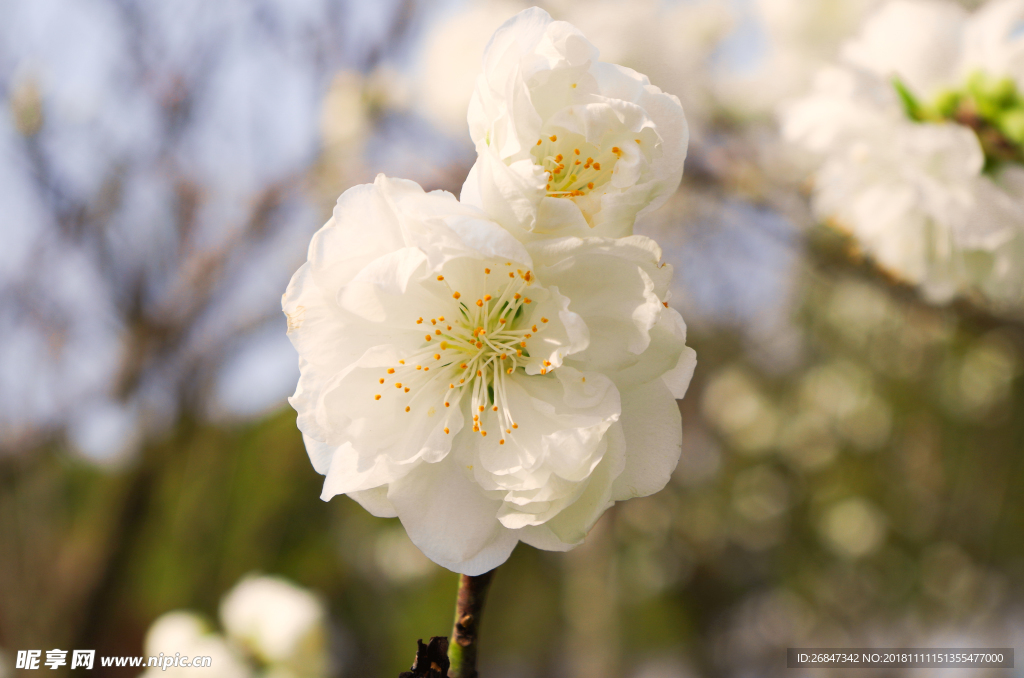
[371,264,554,445]
[531,133,641,197]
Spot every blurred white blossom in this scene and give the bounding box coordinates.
[140,612,252,678]
[781,0,1024,305]
[142,576,329,678]
[220,575,328,677]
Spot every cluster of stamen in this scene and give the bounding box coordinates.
[372,264,554,445]
[533,134,642,198]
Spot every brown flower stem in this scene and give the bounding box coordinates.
[447,570,495,678]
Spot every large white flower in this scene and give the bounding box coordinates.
[283,175,695,575]
[461,8,688,242]
[780,0,1024,304]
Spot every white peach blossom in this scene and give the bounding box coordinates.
[283,175,695,574]
[462,8,688,242]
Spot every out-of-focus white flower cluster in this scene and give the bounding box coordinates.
[286,9,696,575]
[140,574,330,678]
[781,0,1024,305]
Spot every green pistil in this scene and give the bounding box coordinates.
[894,72,1024,173]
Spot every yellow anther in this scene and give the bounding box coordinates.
[537,138,542,146]
[479,405,485,412]
[404,387,410,392]
[555,154,563,162]
[416,365,422,370]
[635,138,641,143]
[524,298,532,304]
[435,329,441,335]
[453,291,461,299]
[438,316,445,321]
[476,341,483,349]
[499,439,505,444]
[541,368,546,374]
[485,268,491,274]
[416,317,423,324]
[437,275,444,281]
[541,317,549,323]
[461,363,468,369]
[517,350,522,357]
[477,370,483,377]
[481,431,487,437]
[549,134,557,142]
[431,319,437,325]
[499,318,506,324]
[612,146,621,157]
[405,406,410,412]
[484,295,492,301]
[379,378,385,384]
[399,360,405,364]
[512,423,518,429]
[531,325,538,332]
[395,382,402,388]
[587,182,594,189]
[593,162,601,170]
[444,427,450,434]
[374,394,381,400]
[434,354,441,360]
[476,299,483,307]
[507,368,513,374]
[543,360,551,366]
[492,405,498,411]
[425,335,432,341]
[445,402,450,408]
[440,341,448,349]
[387,368,395,374]
[509,272,515,278]
[513,293,521,299]
[574,148,580,155]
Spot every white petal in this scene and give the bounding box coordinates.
[611,378,682,501]
[347,486,398,518]
[521,423,626,548]
[388,453,519,575]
